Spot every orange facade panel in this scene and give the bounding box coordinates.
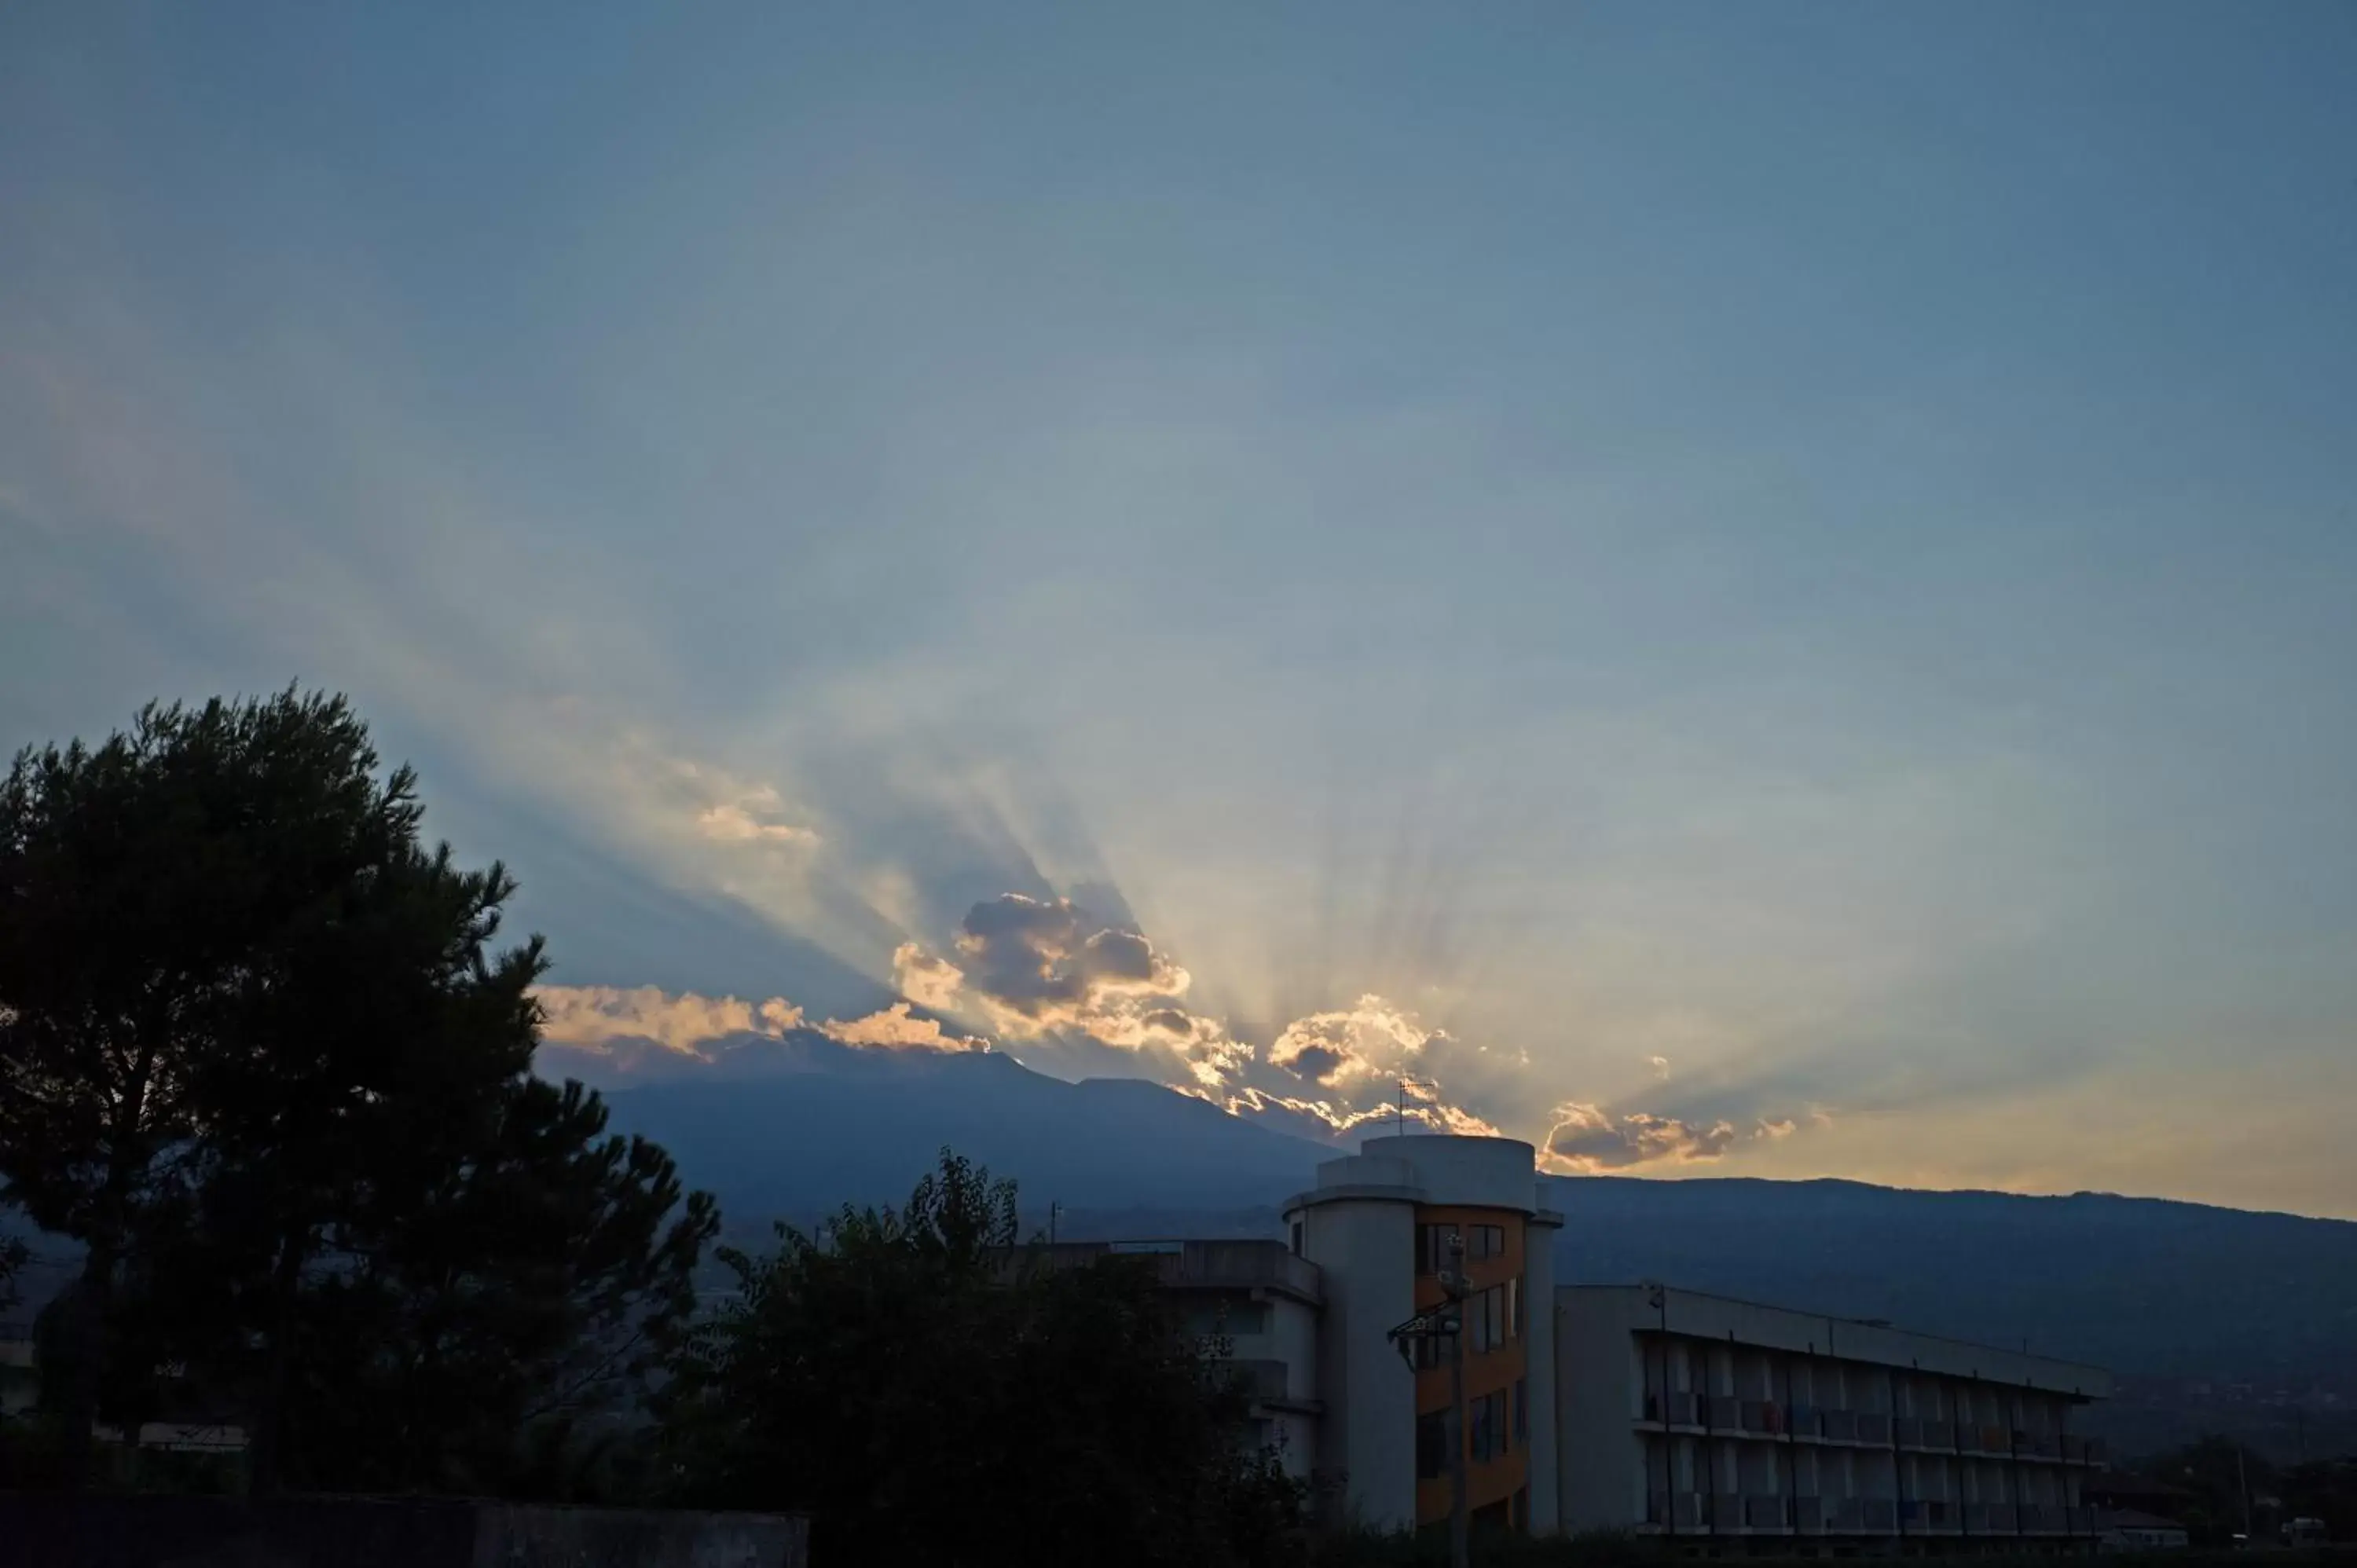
[1410,1205,1531,1528]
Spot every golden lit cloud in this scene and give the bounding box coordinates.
[533,983,981,1060]
[1539,1099,1809,1172]
[695,800,819,845]
[536,983,803,1058]
[818,1002,988,1052]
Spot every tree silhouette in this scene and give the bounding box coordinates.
[2,690,713,1495]
[660,1148,1307,1566]
[0,691,416,1486]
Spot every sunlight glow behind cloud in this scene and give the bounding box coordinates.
[5,0,2354,1213]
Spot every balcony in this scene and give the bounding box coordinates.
[1706,1395,1745,1431]
[1740,1399,1782,1434]
[1860,1498,1897,1533]
[1893,1416,1925,1449]
[1923,1421,1958,1451]
[2022,1504,2073,1533]
[2061,1434,2106,1465]
[1985,1503,2018,1531]
[1792,1497,1825,1532]
[1978,1423,2010,1453]
[1856,1412,1892,1445]
[2016,1430,2061,1460]
[1743,1494,1790,1530]
[1647,1389,1700,1427]
[1820,1409,1859,1442]
[1786,1402,1823,1438]
[1222,1359,1321,1414]
[1901,1499,1957,1531]
[1647,1491,1706,1530]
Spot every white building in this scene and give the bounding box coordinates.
[1558,1284,2113,1546]
[1058,1134,2115,1548]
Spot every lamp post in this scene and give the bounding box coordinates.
[1445,1229,1470,1568]
[1387,1227,1474,1568]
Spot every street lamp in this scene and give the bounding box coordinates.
[1388,1228,1472,1568]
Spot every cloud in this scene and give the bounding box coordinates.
[533,983,981,1061]
[537,984,804,1058]
[948,893,1193,1031]
[1267,997,1433,1088]
[1647,1054,1672,1081]
[1541,1099,1810,1172]
[695,798,819,846]
[878,896,1516,1136]
[537,890,1818,1167]
[817,1002,988,1052]
[893,895,1240,1073]
[891,942,967,1011]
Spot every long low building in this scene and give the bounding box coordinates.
[1560,1283,2111,1544]
[1051,1133,2115,1548]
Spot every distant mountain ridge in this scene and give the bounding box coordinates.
[587,1042,2357,1461]
[591,1040,1330,1218]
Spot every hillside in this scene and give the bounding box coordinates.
[593,1041,1328,1219]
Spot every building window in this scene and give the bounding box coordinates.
[1290,1220,1304,1257]
[1417,1409,1453,1479]
[1467,1284,1512,1353]
[1514,1376,1528,1445]
[1418,1221,1508,1273]
[1470,1389,1508,1461]
[1409,1330,1459,1372]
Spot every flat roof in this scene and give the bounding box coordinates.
[1564,1283,2110,1398]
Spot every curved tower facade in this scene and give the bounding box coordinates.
[1284,1134,1564,1533]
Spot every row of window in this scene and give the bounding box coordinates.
[1413,1222,1508,1273]
[1416,1378,1531,1478]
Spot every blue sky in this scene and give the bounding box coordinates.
[5,2,2353,1214]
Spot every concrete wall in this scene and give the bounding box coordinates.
[1298,1192,1417,1529]
[1263,1291,1323,1477]
[1523,1211,1561,1532]
[1219,1288,1323,1477]
[1360,1135,1538,1213]
[0,1497,808,1568]
[1560,1285,1639,1532]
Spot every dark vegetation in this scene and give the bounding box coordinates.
[0,691,1307,1565]
[2117,1436,2357,1547]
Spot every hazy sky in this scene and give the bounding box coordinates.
[5,2,2353,1216]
